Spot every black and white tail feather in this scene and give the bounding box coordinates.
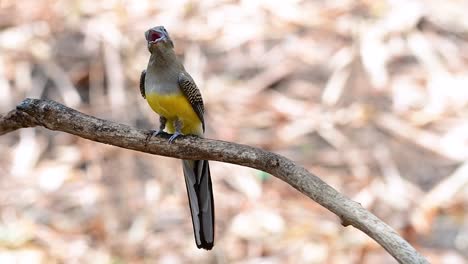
[182,159,215,249]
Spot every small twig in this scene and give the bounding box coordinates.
[0,98,428,264]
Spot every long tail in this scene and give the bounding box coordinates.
[182,159,215,250]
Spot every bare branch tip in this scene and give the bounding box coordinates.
[15,98,39,113]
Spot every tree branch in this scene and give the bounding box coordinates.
[0,98,428,264]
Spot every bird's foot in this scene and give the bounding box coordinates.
[151,129,165,137]
[168,132,182,143]
[145,129,165,146]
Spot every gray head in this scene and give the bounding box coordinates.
[145,26,174,53]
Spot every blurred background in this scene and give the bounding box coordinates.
[1,0,468,263]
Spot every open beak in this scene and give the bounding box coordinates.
[146,29,166,45]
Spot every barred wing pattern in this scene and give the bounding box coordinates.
[139,70,146,98]
[178,72,205,132]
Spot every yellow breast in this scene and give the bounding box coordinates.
[146,92,203,135]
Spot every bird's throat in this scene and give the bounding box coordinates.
[149,46,178,69]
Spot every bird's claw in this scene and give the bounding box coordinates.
[168,132,182,143]
[145,129,164,146]
[152,129,164,137]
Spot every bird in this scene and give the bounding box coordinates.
[139,26,215,250]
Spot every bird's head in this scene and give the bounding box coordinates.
[145,26,174,53]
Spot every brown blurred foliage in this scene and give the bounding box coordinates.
[1,0,468,263]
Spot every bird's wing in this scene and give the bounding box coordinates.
[139,70,146,98]
[178,72,205,131]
